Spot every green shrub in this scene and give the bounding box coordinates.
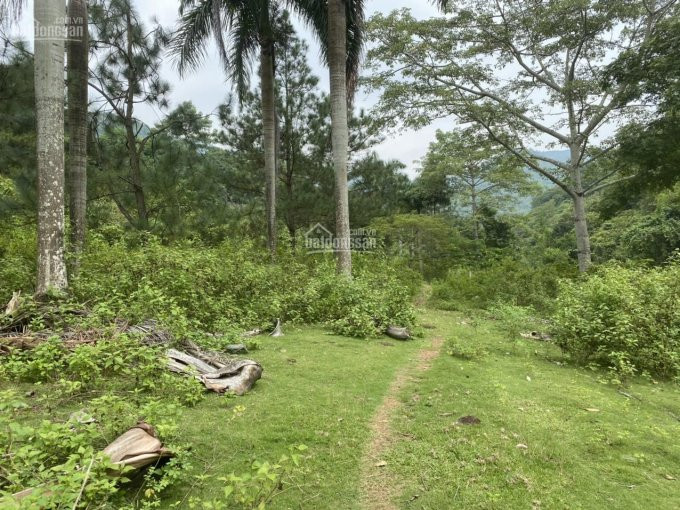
[488,303,538,341]
[431,257,576,313]
[552,259,680,380]
[445,336,487,360]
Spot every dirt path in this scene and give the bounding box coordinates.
[359,335,444,510]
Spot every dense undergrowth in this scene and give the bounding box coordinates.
[553,257,680,381]
[1,230,420,339]
[430,256,577,313]
[430,251,680,382]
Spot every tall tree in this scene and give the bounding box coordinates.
[366,1,676,271]
[327,0,351,275]
[421,129,537,239]
[89,0,170,230]
[275,17,323,247]
[67,0,89,269]
[349,154,411,227]
[173,0,280,258]
[325,0,365,276]
[34,0,68,294]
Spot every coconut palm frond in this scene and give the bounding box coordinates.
[345,0,365,98]
[228,5,259,103]
[290,0,364,98]
[0,0,26,26]
[172,0,222,75]
[288,0,328,63]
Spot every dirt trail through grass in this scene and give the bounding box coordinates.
[360,335,444,510]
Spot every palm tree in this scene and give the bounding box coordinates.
[173,0,365,269]
[34,0,69,295]
[173,0,279,258]
[326,0,363,276]
[299,0,363,276]
[67,0,89,271]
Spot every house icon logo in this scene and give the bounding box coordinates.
[304,223,334,253]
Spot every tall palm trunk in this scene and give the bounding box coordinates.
[67,0,88,271]
[260,38,277,259]
[35,0,68,295]
[328,0,352,276]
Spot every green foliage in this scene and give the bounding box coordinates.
[1,333,202,405]
[0,227,418,340]
[0,390,123,507]
[305,266,416,337]
[186,445,308,510]
[0,42,36,215]
[445,336,486,360]
[431,258,576,312]
[419,128,538,224]
[0,332,206,507]
[371,214,474,280]
[553,259,680,380]
[488,303,537,342]
[593,183,680,263]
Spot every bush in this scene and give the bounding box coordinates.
[445,336,487,360]
[0,228,419,339]
[488,302,537,341]
[552,259,680,380]
[431,257,576,312]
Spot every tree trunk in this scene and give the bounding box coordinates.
[328,0,352,276]
[125,10,148,230]
[569,145,592,272]
[470,186,479,240]
[34,0,68,296]
[572,193,592,272]
[67,0,88,271]
[285,177,296,251]
[260,41,277,259]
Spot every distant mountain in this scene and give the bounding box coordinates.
[526,149,570,185]
[516,149,571,212]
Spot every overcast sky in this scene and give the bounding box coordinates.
[5,0,451,178]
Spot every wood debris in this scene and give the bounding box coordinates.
[385,325,410,340]
[167,342,262,395]
[103,422,172,470]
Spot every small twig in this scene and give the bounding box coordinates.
[617,389,642,402]
[73,456,96,510]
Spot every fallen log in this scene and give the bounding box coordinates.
[167,348,216,374]
[166,348,262,395]
[385,326,410,341]
[225,343,248,354]
[200,361,263,395]
[520,331,552,341]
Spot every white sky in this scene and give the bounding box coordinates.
[5,0,448,178]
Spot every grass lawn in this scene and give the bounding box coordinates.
[157,326,423,509]
[383,309,680,509]
[3,311,679,509]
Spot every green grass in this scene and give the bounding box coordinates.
[157,326,423,508]
[384,310,680,509]
[3,311,679,509]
